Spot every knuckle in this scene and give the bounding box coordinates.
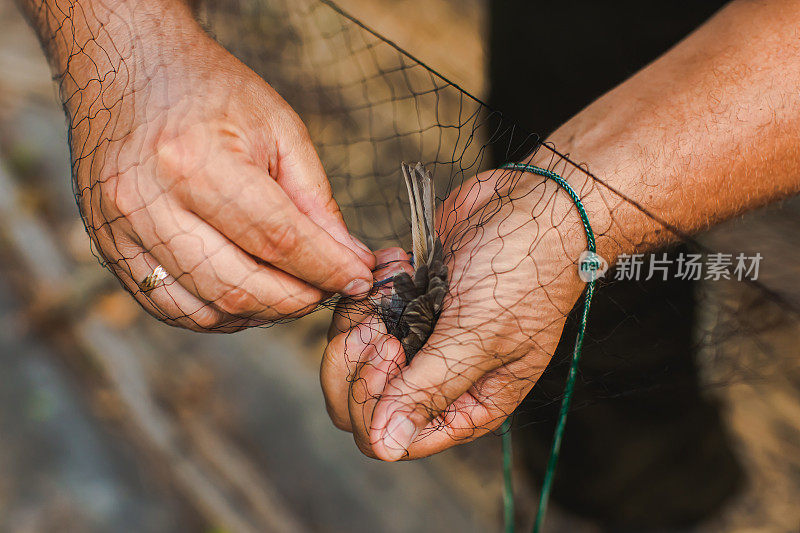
[254,292,312,322]
[385,396,441,429]
[349,376,373,405]
[97,173,146,220]
[261,217,299,259]
[408,405,435,428]
[153,133,210,198]
[155,135,196,177]
[185,305,224,331]
[313,268,340,290]
[214,286,262,317]
[116,193,142,220]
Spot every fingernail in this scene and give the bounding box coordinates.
[382,413,419,461]
[343,278,371,297]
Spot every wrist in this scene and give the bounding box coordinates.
[536,115,677,268]
[506,167,597,302]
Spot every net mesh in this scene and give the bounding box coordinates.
[47,0,800,527]
[199,0,798,432]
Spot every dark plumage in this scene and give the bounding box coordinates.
[379,163,449,362]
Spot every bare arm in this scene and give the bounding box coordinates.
[550,0,800,262]
[322,0,800,460]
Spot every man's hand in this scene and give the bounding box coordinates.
[321,0,800,460]
[321,172,587,460]
[19,0,375,330]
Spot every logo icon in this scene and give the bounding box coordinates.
[578,251,608,282]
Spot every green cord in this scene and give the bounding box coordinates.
[501,417,515,533]
[498,163,598,533]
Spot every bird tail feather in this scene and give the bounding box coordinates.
[401,162,436,265]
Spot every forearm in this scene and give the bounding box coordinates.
[16,0,204,117]
[16,0,226,189]
[16,0,198,65]
[544,0,800,262]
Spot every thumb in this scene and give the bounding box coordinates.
[275,123,375,268]
[367,326,504,461]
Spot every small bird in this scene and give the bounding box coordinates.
[379,162,449,362]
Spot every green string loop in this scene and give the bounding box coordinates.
[501,417,514,533]
[498,163,597,533]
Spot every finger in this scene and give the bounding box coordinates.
[400,356,545,459]
[370,247,413,277]
[321,310,406,438]
[179,156,374,297]
[320,331,358,432]
[347,319,406,457]
[366,323,506,461]
[335,297,545,460]
[92,162,327,320]
[327,296,373,343]
[320,322,388,433]
[273,117,375,268]
[328,247,412,340]
[321,248,412,431]
[102,237,252,332]
[138,206,327,321]
[364,295,562,461]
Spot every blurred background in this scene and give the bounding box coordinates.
[1,1,799,532]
